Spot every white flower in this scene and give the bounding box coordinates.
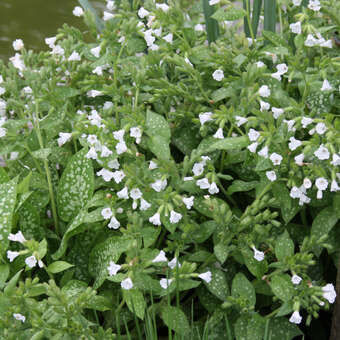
[192,162,205,176]
[108,216,120,229]
[322,283,336,303]
[57,132,72,147]
[198,271,212,283]
[13,313,25,323]
[320,40,332,48]
[156,3,170,11]
[130,188,142,200]
[252,246,265,261]
[209,182,219,194]
[290,22,301,34]
[107,0,115,10]
[235,116,248,127]
[100,146,113,158]
[101,207,113,220]
[213,128,224,139]
[288,137,302,151]
[112,170,126,184]
[314,145,330,160]
[149,160,158,170]
[303,178,312,189]
[25,255,37,268]
[301,117,313,128]
[258,146,269,158]
[260,100,270,111]
[68,51,81,61]
[13,39,24,51]
[168,257,181,269]
[121,278,133,290]
[266,171,277,182]
[160,278,173,289]
[321,79,332,91]
[138,7,149,18]
[259,85,271,97]
[151,179,167,192]
[247,142,258,153]
[272,107,284,119]
[117,187,129,199]
[291,274,302,285]
[315,122,327,135]
[292,0,302,5]
[315,177,328,191]
[305,34,318,47]
[8,231,26,244]
[209,0,220,4]
[0,127,7,138]
[271,72,282,81]
[108,159,120,169]
[170,211,182,224]
[85,147,98,160]
[152,250,168,263]
[45,36,57,48]
[331,180,340,192]
[256,61,265,68]
[90,46,101,58]
[331,154,340,166]
[290,186,302,199]
[87,90,103,97]
[283,119,296,132]
[149,212,161,226]
[270,153,282,166]
[73,6,84,17]
[182,196,194,210]
[199,112,213,125]
[140,198,151,211]
[308,0,321,11]
[130,127,142,143]
[97,169,115,182]
[195,24,204,32]
[163,33,173,44]
[212,69,224,81]
[294,153,304,166]
[196,178,210,189]
[113,129,125,142]
[10,53,26,71]
[183,176,193,181]
[107,261,121,276]
[7,250,20,262]
[116,141,127,155]
[92,66,103,76]
[289,311,302,324]
[248,128,260,141]
[276,63,288,74]
[103,11,115,21]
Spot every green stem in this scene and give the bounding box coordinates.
[245,0,256,45]
[33,101,60,237]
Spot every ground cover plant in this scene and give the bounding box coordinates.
[0,0,340,338]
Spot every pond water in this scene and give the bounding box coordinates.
[0,0,103,61]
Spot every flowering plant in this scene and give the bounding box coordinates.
[0,0,339,338]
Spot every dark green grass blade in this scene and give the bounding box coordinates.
[202,0,219,44]
[263,0,276,33]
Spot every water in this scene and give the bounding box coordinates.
[0,0,103,61]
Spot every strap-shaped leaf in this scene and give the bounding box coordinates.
[0,177,17,255]
[57,148,94,222]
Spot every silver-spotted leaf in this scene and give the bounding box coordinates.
[57,148,94,222]
[160,305,190,335]
[232,273,256,307]
[275,230,294,261]
[123,288,146,319]
[204,267,229,301]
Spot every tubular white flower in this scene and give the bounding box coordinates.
[117,187,129,199]
[252,246,265,261]
[13,313,25,323]
[140,198,151,211]
[160,278,173,289]
[101,207,113,220]
[107,261,121,276]
[212,69,224,81]
[270,153,283,166]
[291,274,302,285]
[121,278,133,290]
[289,311,302,324]
[8,231,26,244]
[259,85,271,97]
[170,210,182,224]
[97,168,115,182]
[266,171,277,182]
[73,6,84,17]
[199,112,213,125]
[182,196,194,210]
[108,216,120,229]
[149,212,161,226]
[152,250,168,263]
[25,255,37,268]
[208,182,219,194]
[322,283,336,303]
[196,178,210,189]
[198,271,212,283]
[7,250,20,262]
[168,257,181,269]
[213,128,224,139]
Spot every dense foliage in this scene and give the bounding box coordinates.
[0,0,339,338]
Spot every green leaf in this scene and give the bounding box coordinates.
[47,261,74,274]
[202,0,219,44]
[146,110,171,141]
[4,269,23,296]
[160,305,190,335]
[272,182,300,223]
[214,242,229,264]
[141,227,160,248]
[212,7,246,21]
[0,177,17,256]
[275,230,294,261]
[0,264,9,289]
[191,220,217,243]
[234,314,265,340]
[262,30,288,48]
[211,87,234,102]
[32,148,52,160]
[0,168,9,184]
[88,236,136,289]
[57,148,94,222]
[333,194,340,219]
[147,135,171,160]
[79,0,104,32]
[241,248,268,279]
[227,180,258,195]
[18,201,44,241]
[268,317,302,340]
[311,206,338,242]
[123,289,146,319]
[232,273,256,307]
[204,267,229,301]
[270,274,294,302]
[203,136,248,155]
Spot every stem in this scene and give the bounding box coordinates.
[245,0,256,45]
[33,101,60,237]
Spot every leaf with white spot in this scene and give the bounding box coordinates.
[270,274,294,302]
[123,288,146,319]
[275,230,294,261]
[268,317,302,340]
[232,273,256,308]
[160,305,190,335]
[0,168,9,184]
[88,236,136,289]
[241,248,268,279]
[0,177,18,256]
[57,148,94,222]
[204,267,229,301]
[234,313,265,340]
